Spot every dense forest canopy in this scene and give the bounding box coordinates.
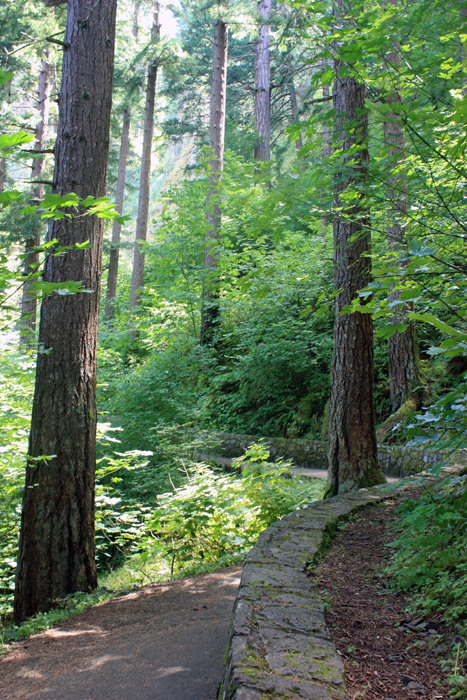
[0,0,466,628]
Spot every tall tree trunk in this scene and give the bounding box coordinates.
[326,1,385,497]
[14,0,117,624]
[200,20,228,345]
[383,0,422,413]
[0,157,5,193]
[321,59,332,230]
[129,4,160,311]
[19,51,51,345]
[105,2,138,321]
[133,0,140,40]
[287,55,303,153]
[462,3,467,92]
[254,0,271,161]
[105,107,131,321]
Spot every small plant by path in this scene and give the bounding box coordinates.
[0,439,324,649]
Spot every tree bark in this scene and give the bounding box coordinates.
[287,55,303,153]
[14,0,117,624]
[321,59,332,230]
[200,20,228,345]
[326,4,385,497]
[19,52,51,345]
[105,1,139,321]
[133,0,140,40]
[383,0,422,412]
[129,4,160,311]
[462,4,467,93]
[254,0,271,161]
[105,107,130,321]
[0,157,5,193]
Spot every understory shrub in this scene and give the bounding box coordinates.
[143,442,325,571]
[386,474,467,697]
[387,473,467,628]
[95,440,325,583]
[0,351,34,626]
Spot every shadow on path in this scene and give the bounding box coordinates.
[0,567,241,700]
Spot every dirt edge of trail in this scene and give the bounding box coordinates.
[315,490,452,700]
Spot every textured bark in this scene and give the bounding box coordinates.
[321,59,332,230]
[388,321,422,411]
[14,0,117,624]
[326,13,385,497]
[287,55,303,153]
[133,0,140,40]
[201,20,228,345]
[129,4,160,311]
[105,107,130,321]
[19,53,51,345]
[383,0,422,412]
[0,157,5,193]
[254,0,271,161]
[105,0,139,320]
[462,5,467,93]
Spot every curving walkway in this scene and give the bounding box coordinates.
[219,467,460,700]
[0,567,241,700]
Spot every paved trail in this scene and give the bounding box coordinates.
[0,567,241,700]
[194,453,400,483]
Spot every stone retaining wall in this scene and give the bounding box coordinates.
[211,431,467,477]
[218,474,440,700]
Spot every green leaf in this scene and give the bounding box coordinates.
[408,313,463,338]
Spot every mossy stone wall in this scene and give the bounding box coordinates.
[211,432,467,477]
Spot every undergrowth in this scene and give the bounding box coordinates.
[0,437,324,651]
[386,473,467,697]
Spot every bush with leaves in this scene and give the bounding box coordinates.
[387,474,467,626]
[141,441,325,574]
[0,350,34,627]
[387,474,467,697]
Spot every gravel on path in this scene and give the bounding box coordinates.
[0,566,241,700]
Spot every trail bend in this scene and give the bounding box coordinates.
[0,566,241,700]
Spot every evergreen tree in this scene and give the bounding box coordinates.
[105,0,141,321]
[200,18,228,345]
[14,0,118,623]
[19,49,52,344]
[325,0,385,496]
[383,0,422,413]
[254,0,271,161]
[129,2,161,311]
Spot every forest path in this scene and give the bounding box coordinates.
[0,566,241,700]
[194,453,400,483]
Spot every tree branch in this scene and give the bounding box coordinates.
[22,149,55,154]
[46,36,70,49]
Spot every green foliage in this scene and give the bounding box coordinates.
[0,350,34,627]
[141,441,325,572]
[387,475,467,627]
[0,123,129,325]
[3,0,467,665]
[99,338,215,451]
[0,348,324,639]
[1,435,324,647]
[387,475,467,696]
